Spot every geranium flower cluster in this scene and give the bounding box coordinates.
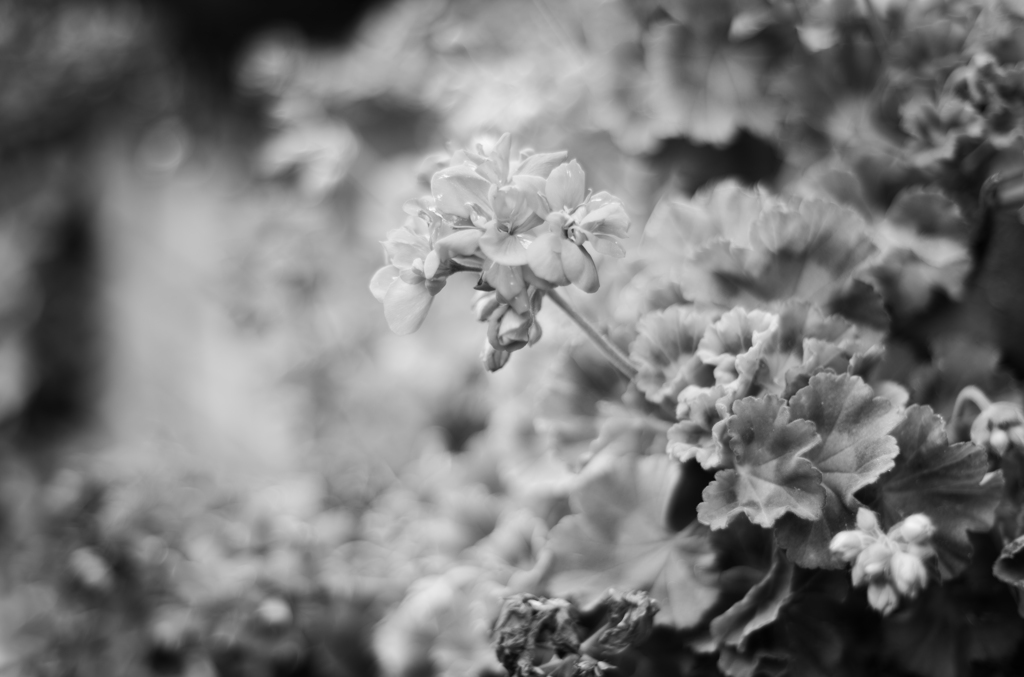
[830,508,937,615]
[370,134,630,370]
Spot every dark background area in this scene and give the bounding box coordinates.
[146,0,391,89]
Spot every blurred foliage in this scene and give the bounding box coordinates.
[0,0,153,150]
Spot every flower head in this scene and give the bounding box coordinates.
[371,133,630,373]
[478,183,545,266]
[526,160,630,293]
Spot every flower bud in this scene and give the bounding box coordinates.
[69,546,114,593]
[149,605,194,650]
[830,530,873,562]
[890,551,928,598]
[853,541,891,586]
[864,559,886,577]
[423,250,441,279]
[472,291,502,322]
[990,428,1010,455]
[906,542,935,561]
[867,581,900,615]
[489,306,533,351]
[257,597,293,629]
[856,507,881,534]
[528,319,543,345]
[483,342,510,372]
[891,513,935,545]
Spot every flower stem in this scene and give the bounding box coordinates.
[953,386,992,419]
[545,289,637,380]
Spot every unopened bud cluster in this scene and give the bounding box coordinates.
[475,288,544,372]
[830,508,935,615]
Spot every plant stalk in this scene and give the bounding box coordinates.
[545,288,637,380]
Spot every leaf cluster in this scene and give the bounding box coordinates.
[499,179,1021,676]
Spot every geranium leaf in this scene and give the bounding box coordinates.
[697,307,779,372]
[874,405,1005,579]
[762,302,881,398]
[866,224,972,317]
[630,305,718,405]
[534,344,624,469]
[646,23,780,145]
[826,278,890,330]
[709,549,795,651]
[775,373,900,568]
[698,396,824,530]
[643,184,879,318]
[668,384,730,468]
[747,200,876,305]
[774,497,851,571]
[586,408,669,463]
[545,453,720,628]
[790,373,902,505]
[885,187,968,237]
[644,181,761,255]
[882,579,1024,677]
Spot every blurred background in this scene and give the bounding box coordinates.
[7,0,1006,675]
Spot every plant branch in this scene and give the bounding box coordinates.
[545,289,637,380]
